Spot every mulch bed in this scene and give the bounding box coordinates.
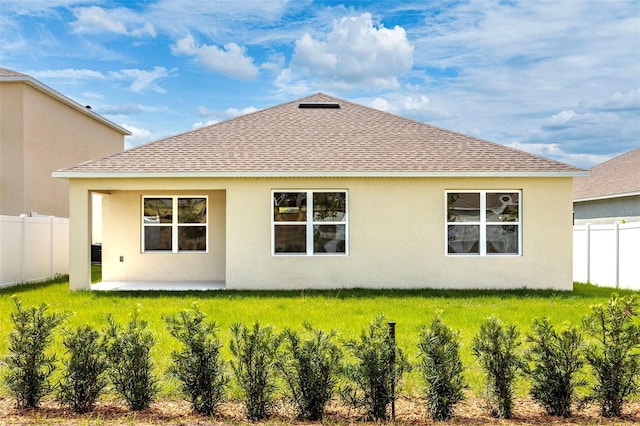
[1,395,639,425]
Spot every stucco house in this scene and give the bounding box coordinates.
[53,93,587,291]
[0,67,129,218]
[573,148,640,224]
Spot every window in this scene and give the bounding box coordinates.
[273,191,347,255]
[446,191,521,255]
[142,196,207,252]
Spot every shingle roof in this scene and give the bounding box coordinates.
[573,148,640,201]
[55,93,585,178]
[0,67,130,136]
[0,67,27,78]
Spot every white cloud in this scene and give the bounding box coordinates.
[171,35,258,80]
[507,142,613,167]
[365,94,451,120]
[121,123,155,148]
[273,69,310,97]
[193,105,259,127]
[29,68,107,79]
[71,6,156,37]
[290,13,414,90]
[108,66,176,93]
[28,66,175,93]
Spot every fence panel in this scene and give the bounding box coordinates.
[573,222,640,290]
[0,215,69,288]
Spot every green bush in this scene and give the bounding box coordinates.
[229,321,281,420]
[582,293,640,417]
[2,298,70,408]
[472,316,523,419]
[524,318,585,417]
[164,304,228,416]
[340,315,410,421]
[277,323,342,420]
[417,313,466,421]
[104,309,158,411]
[57,324,108,413]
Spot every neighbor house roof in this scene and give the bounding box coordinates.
[53,93,586,178]
[0,67,131,136]
[573,148,640,202]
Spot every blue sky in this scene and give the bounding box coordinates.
[1,0,638,167]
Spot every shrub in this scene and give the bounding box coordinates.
[164,304,228,416]
[229,321,281,420]
[104,309,158,411]
[276,323,342,420]
[416,313,466,421]
[341,314,410,421]
[472,316,523,419]
[57,324,108,413]
[582,293,640,417]
[2,297,70,408]
[524,318,585,417]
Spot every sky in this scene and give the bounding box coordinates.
[1,0,639,168]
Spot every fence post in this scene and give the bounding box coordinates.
[587,223,592,284]
[615,221,620,289]
[50,216,55,280]
[20,214,27,283]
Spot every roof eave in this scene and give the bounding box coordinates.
[574,190,640,203]
[1,76,131,136]
[52,170,589,179]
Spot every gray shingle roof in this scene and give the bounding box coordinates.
[574,148,640,201]
[55,93,585,177]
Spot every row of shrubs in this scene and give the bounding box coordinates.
[1,294,639,422]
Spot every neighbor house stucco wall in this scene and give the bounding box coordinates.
[574,194,640,223]
[0,81,125,217]
[66,176,574,290]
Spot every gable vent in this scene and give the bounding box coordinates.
[298,102,340,109]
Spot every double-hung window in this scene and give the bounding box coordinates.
[446,191,521,255]
[142,196,207,252]
[273,191,347,255]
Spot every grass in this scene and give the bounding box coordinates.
[0,269,638,399]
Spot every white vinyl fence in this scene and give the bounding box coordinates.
[573,221,640,290]
[0,215,69,288]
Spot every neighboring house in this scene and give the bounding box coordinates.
[53,93,586,291]
[573,148,640,224]
[0,67,130,218]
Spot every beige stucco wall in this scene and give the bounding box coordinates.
[67,176,574,291]
[0,81,125,217]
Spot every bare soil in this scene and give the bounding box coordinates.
[1,395,639,425]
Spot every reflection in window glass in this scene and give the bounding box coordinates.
[313,192,346,222]
[486,193,519,222]
[447,193,480,222]
[178,198,206,223]
[144,226,172,251]
[274,225,307,253]
[314,225,346,253]
[274,192,307,222]
[447,225,480,254]
[144,198,172,223]
[486,225,519,254]
[178,226,206,250]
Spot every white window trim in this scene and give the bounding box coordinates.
[141,195,209,253]
[272,190,349,256]
[445,190,522,256]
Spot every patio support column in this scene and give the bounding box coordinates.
[68,183,92,290]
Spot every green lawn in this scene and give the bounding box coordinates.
[0,271,637,398]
